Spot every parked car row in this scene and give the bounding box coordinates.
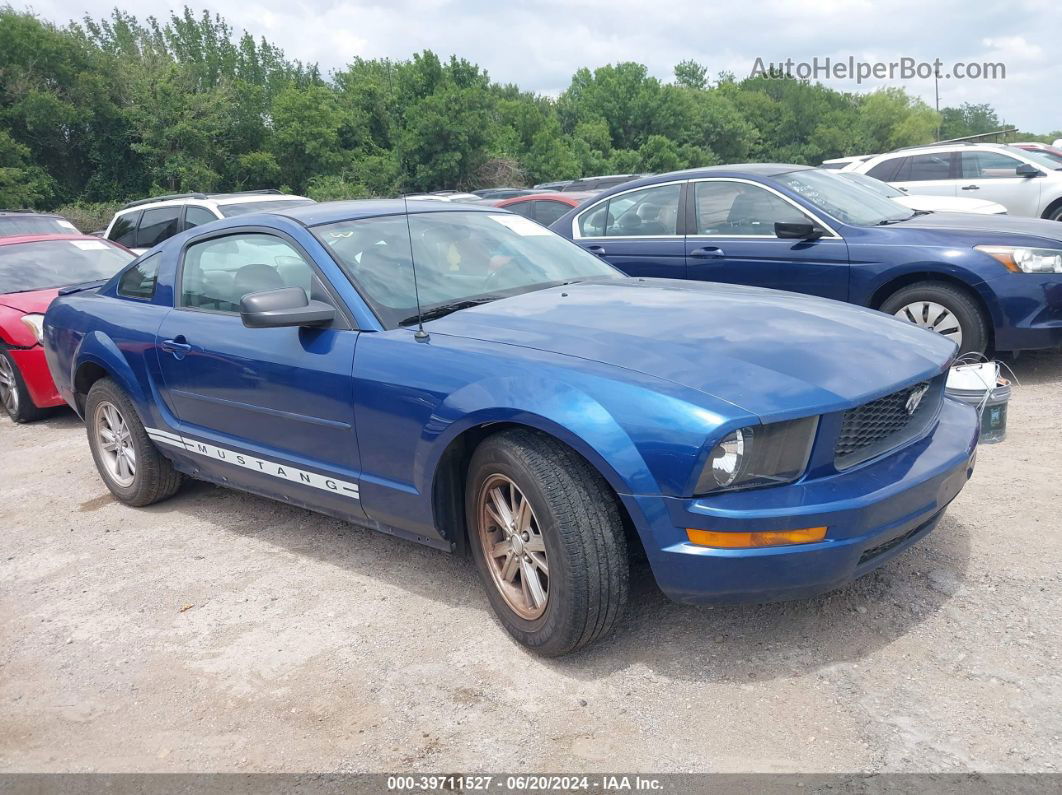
[37,197,980,657]
[8,157,1061,656]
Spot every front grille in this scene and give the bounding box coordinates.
[835,377,943,470]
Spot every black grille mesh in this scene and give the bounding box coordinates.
[835,379,939,469]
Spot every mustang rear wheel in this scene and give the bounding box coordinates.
[467,429,629,656]
[0,350,46,423]
[880,282,988,355]
[85,378,182,506]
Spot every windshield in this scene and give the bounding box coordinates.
[314,210,623,327]
[0,239,133,293]
[218,198,316,217]
[0,215,79,237]
[1006,146,1062,170]
[775,168,914,225]
[836,171,905,199]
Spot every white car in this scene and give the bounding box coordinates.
[850,143,1062,220]
[104,190,314,255]
[837,171,1007,215]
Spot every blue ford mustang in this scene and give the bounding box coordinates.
[550,164,1062,355]
[43,200,979,655]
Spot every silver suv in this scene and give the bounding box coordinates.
[104,190,314,254]
[851,143,1062,220]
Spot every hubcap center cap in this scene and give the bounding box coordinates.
[510,534,525,555]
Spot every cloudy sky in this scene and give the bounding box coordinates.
[23,0,1062,132]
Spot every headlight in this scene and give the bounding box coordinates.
[976,245,1062,273]
[696,417,819,495]
[20,314,45,344]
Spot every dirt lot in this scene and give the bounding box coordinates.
[1,353,1060,774]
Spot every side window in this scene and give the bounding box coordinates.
[108,211,142,247]
[904,153,952,181]
[603,184,680,237]
[180,233,321,314]
[866,158,903,182]
[578,202,609,237]
[693,181,809,236]
[962,152,1025,179]
[505,201,534,219]
[532,200,570,226]
[184,206,218,230]
[137,207,182,248]
[116,253,160,301]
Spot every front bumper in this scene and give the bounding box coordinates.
[983,272,1062,351]
[9,345,64,409]
[622,397,979,604]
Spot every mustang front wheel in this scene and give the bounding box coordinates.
[467,429,629,656]
[85,378,182,506]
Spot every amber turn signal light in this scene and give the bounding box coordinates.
[686,526,827,548]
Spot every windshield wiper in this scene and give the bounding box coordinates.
[398,296,502,326]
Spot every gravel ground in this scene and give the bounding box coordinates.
[1,352,1060,774]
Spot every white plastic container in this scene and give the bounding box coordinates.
[945,362,1011,444]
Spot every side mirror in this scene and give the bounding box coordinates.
[775,221,824,240]
[1016,163,1044,178]
[240,287,335,329]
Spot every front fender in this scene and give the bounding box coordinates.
[421,376,655,500]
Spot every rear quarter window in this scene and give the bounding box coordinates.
[116,253,161,301]
[108,211,142,246]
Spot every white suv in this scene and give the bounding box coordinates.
[104,190,314,254]
[850,143,1062,220]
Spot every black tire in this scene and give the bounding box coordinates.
[466,429,629,656]
[85,378,182,507]
[0,349,48,423]
[1046,204,1062,222]
[880,281,988,356]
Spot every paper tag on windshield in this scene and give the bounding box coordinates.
[57,220,78,230]
[488,214,551,236]
[71,240,109,251]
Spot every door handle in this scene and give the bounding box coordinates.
[961,184,981,191]
[161,336,192,360]
[585,245,606,255]
[689,246,725,258]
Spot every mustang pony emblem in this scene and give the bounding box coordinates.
[906,384,930,415]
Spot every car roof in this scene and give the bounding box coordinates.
[0,210,64,218]
[498,192,595,205]
[115,192,309,214]
[270,199,500,226]
[606,164,813,192]
[0,233,102,247]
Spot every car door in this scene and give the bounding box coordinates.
[683,179,850,301]
[155,229,366,520]
[571,182,686,279]
[958,150,1043,216]
[890,152,959,200]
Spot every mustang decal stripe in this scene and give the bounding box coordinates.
[144,427,360,500]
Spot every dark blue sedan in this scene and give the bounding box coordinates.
[44,200,977,655]
[550,164,1062,355]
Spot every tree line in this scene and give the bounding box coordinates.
[1,6,1056,219]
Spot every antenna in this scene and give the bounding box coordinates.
[402,195,430,342]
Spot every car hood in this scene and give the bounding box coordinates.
[892,211,1062,245]
[894,195,1004,214]
[427,279,955,420]
[0,287,58,315]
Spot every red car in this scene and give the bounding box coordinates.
[495,192,597,226]
[0,234,134,422]
[1012,142,1062,166]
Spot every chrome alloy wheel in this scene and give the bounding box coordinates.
[0,355,18,416]
[477,474,550,620]
[94,400,136,488]
[894,300,963,348]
